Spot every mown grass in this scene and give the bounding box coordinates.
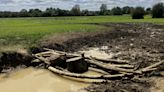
[0,15,163,49]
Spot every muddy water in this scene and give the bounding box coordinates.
[0,47,109,92]
[0,67,101,92]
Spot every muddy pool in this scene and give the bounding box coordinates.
[0,67,102,92]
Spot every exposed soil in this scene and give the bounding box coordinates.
[85,79,152,92]
[0,23,164,92]
[40,23,164,92]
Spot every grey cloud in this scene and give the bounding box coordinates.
[0,0,164,11]
[0,0,14,4]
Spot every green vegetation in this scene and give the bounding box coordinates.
[152,3,164,18]
[0,15,164,49]
[132,7,145,19]
[0,2,163,18]
[111,7,123,15]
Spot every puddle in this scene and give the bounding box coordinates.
[0,67,96,92]
[0,47,110,92]
[0,67,102,92]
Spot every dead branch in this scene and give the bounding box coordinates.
[140,60,164,73]
[43,48,81,57]
[89,67,110,75]
[92,58,134,69]
[142,68,158,73]
[66,57,83,62]
[86,59,141,74]
[106,64,134,69]
[33,48,164,81]
[48,66,129,79]
[91,56,130,64]
[33,54,51,65]
[35,51,53,56]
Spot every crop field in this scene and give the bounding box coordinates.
[0,15,164,49]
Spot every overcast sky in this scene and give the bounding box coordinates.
[0,0,164,11]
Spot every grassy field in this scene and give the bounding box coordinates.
[0,15,164,49]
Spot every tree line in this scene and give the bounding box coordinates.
[0,3,163,19]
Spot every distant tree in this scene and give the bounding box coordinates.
[81,10,100,16]
[111,7,122,15]
[56,8,69,16]
[122,6,131,14]
[81,9,89,16]
[60,10,71,16]
[71,4,81,16]
[152,3,164,18]
[29,9,42,17]
[10,12,19,17]
[43,8,54,17]
[100,4,108,15]
[131,7,145,19]
[20,9,29,17]
[145,7,151,15]
[0,11,12,17]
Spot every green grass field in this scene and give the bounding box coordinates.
[0,15,164,49]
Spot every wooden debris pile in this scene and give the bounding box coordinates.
[33,48,164,80]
